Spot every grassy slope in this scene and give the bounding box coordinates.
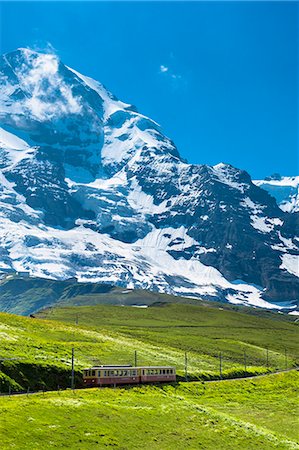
[0,371,298,449]
[38,303,299,370]
[0,302,297,391]
[0,275,204,315]
[1,274,294,316]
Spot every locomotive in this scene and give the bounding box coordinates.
[83,364,176,387]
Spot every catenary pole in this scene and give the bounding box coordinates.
[184,352,188,381]
[71,347,75,389]
[219,352,222,379]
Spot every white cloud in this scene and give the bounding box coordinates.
[160,65,169,73]
[15,51,82,121]
[171,74,182,80]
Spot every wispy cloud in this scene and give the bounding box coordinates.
[15,51,82,120]
[160,65,169,73]
[158,63,184,90]
[30,41,58,56]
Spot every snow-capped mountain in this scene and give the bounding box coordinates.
[253,175,299,213]
[0,48,298,310]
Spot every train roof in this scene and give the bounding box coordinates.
[83,365,176,370]
[84,365,132,369]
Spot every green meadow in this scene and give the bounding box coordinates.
[0,302,298,391]
[39,303,299,372]
[0,371,298,449]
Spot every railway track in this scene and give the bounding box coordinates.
[203,366,298,383]
[0,367,297,398]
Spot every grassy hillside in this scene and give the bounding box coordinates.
[39,303,299,369]
[0,302,297,391]
[0,274,293,316]
[0,371,298,449]
[0,274,203,315]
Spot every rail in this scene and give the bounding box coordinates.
[0,367,297,398]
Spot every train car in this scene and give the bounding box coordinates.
[83,366,139,387]
[140,366,176,383]
[83,365,176,387]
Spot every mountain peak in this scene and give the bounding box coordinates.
[5,47,41,58]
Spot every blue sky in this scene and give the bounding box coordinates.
[1,1,298,178]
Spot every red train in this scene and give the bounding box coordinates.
[83,365,176,387]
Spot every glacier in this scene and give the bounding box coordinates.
[253,175,299,213]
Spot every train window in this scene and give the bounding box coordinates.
[166,369,169,374]
[132,370,137,376]
[104,371,107,377]
[97,371,101,377]
[163,370,166,375]
[91,370,96,376]
[123,370,128,376]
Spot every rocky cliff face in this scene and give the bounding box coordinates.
[0,48,298,309]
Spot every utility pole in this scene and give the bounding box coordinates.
[71,347,75,390]
[184,352,188,382]
[219,352,222,379]
[134,350,137,367]
[244,350,247,371]
[266,348,269,368]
